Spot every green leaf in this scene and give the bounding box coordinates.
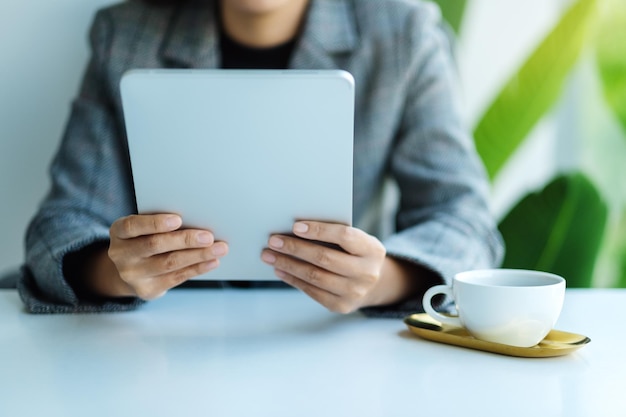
[499,173,608,288]
[595,0,626,134]
[474,0,597,180]
[619,244,626,288]
[428,0,467,34]
[611,211,626,288]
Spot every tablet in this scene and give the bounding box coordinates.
[120,69,354,280]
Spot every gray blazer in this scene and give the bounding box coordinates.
[19,0,504,315]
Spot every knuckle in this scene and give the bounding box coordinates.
[145,234,162,252]
[184,231,196,247]
[341,226,356,242]
[170,270,189,287]
[305,267,322,285]
[200,247,214,261]
[107,246,119,261]
[133,289,148,299]
[120,216,135,238]
[161,252,180,272]
[134,288,150,299]
[151,217,160,233]
[117,269,133,283]
[134,286,160,301]
[362,270,379,284]
[109,254,134,281]
[313,248,331,267]
[281,238,298,256]
[349,285,368,300]
[310,222,323,237]
[118,266,141,283]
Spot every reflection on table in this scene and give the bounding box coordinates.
[0,288,624,417]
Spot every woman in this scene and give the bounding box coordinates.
[19,0,503,315]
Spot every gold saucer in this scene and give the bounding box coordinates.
[404,313,590,358]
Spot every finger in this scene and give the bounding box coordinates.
[261,249,346,296]
[131,229,221,257]
[111,214,183,240]
[267,234,360,278]
[292,221,382,256]
[139,244,228,277]
[135,259,219,300]
[275,270,355,314]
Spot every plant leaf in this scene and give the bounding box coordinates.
[619,241,626,288]
[499,173,607,288]
[473,0,597,180]
[610,211,626,288]
[428,0,467,34]
[595,0,626,134]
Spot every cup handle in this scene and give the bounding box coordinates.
[422,285,463,328]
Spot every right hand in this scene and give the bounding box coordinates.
[107,213,228,300]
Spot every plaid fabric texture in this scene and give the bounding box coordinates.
[20,0,503,315]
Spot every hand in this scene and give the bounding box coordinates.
[106,214,229,300]
[261,221,388,313]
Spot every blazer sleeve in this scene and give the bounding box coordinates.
[362,6,504,318]
[18,10,145,313]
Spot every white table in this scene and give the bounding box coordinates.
[0,288,624,417]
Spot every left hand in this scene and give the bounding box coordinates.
[261,221,387,313]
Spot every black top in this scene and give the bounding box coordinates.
[219,27,296,69]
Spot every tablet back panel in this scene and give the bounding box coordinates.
[121,70,354,280]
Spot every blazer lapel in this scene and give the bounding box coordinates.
[160,0,220,69]
[290,0,359,69]
[158,0,358,70]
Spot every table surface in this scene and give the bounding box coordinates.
[1,288,624,417]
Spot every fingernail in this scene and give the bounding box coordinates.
[211,244,227,256]
[166,216,182,228]
[262,252,276,264]
[198,232,213,244]
[269,236,284,249]
[293,222,308,233]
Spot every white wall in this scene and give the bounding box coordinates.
[0,0,118,275]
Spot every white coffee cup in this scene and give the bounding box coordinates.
[422,269,566,348]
